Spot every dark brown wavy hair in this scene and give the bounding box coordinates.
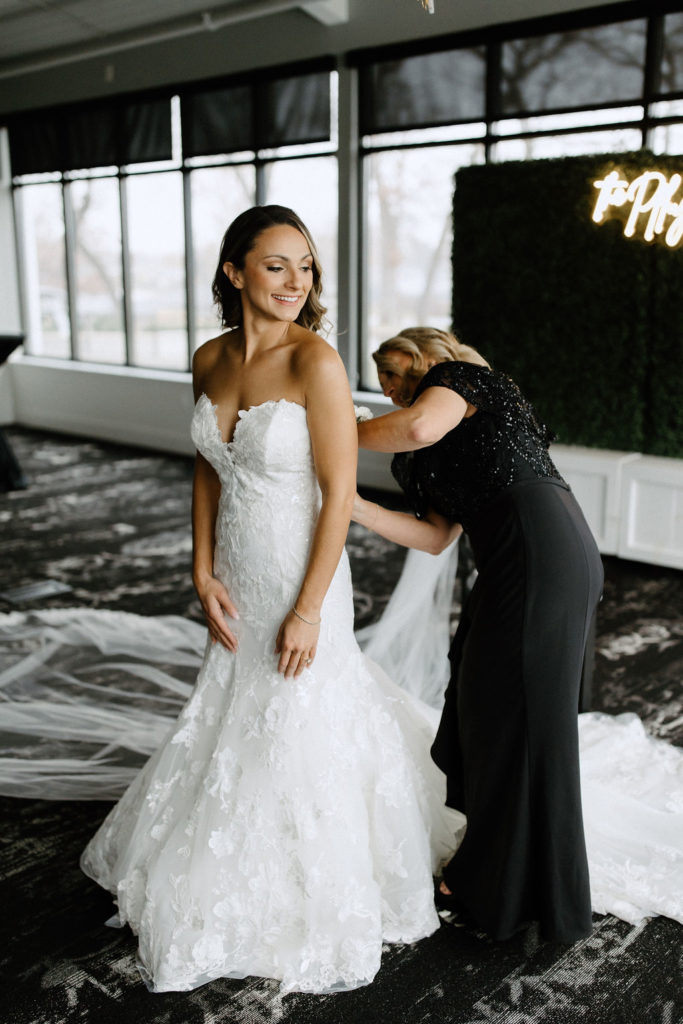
[211,205,327,332]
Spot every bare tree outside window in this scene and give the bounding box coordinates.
[264,156,339,343]
[18,183,70,359]
[364,143,484,387]
[190,165,256,352]
[70,178,125,364]
[661,13,683,94]
[127,172,187,371]
[501,21,647,114]
[370,48,485,131]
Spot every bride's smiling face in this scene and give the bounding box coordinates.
[224,225,313,324]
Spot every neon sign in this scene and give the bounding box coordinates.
[592,170,683,248]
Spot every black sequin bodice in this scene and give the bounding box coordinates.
[391,361,564,529]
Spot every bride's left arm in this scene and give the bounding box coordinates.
[275,342,357,678]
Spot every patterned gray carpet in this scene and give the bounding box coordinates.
[1,427,682,1024]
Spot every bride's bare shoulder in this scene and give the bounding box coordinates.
[291,328,341,372]
[290,329,349,401]
[192,332,237,395]
[193,332,232,368]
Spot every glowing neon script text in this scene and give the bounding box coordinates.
[592,170,683,247]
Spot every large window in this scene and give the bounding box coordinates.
[356,9,683,389]
[363,141,484,386]
[10,67,338,371]
[15,181,70,359]
[8,7,683,389]
[651,12,683,154]
[500,21,647,113]
[264,155,339,336]
[69,177,126,365]
[190,164,256,352]
[126,172,187,370]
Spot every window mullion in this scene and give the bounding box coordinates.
[336,63,359,388]
[183,168,195,369]
[643,14,665,148]
[118,175,133,367]
[255,160,266,205]
[61,179,79,361]
[12,187,30,350]
[485,40,502,162]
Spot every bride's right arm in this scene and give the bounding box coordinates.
[191,350,240,651]
[352,495,462,555]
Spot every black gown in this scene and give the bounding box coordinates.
[392,361,604,943]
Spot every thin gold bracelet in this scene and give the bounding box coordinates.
[292,605,321,626]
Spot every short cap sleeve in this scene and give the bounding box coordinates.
[411,361,495,410]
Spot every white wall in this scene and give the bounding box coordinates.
[9,358,196,455]
[618,456,683,569]
[0,367,15,424]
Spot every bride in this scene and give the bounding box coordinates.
[78,205,459,994]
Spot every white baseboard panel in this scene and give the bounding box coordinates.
[0,363,16,424]
[619,456,683,570]
[10,357,196,456]
[550,446,641,556]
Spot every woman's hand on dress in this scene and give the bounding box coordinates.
[195,575,240,651]
[275,610,319,678]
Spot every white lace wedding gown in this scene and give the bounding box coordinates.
[1,397,682,993]
[78,395,459,994]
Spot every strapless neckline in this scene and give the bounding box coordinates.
[196,393,306,448]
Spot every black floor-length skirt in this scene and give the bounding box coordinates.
[432,478,604,943]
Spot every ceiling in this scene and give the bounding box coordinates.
[0,0,632,103]
[0,0,350,74]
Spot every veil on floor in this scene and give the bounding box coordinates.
[0,543,458,801]
[0,610,202,799]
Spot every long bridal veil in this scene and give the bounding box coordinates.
[356,542,460,709]
[1,539,682,928]
[0,544,460,801]
[0,610,203,799]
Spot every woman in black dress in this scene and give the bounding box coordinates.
[354,326,603,944]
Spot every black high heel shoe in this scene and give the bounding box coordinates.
[433,878,473,922]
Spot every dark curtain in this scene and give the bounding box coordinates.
[121,97,174,164]
[7,108,67,175]
[7,62,332,175]
[181,84,254,158]
[260,71,331,148]
[361,48,486,134]
[8,97,173,175]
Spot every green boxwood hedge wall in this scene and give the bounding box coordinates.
[451,152,683,457]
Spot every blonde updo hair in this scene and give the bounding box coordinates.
[373,327,490,384]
